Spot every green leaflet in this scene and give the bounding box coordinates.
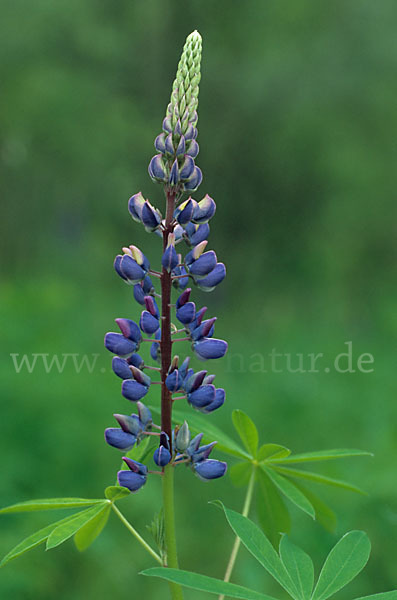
[0,497,105,514]
[215,502,297,598]
[262,466,315,519]
[256,469,291,548]
[46,502,109,550]
[273,465,366,495]
[312,531,371,600]
[74,504,111,551]
[353,594,397,600]
[150,405,250,459]
[268,449,373,465]
[142,567,278,600]
[232,410,259,457]
[0,513,78,567]
[279,535,314,600]
[258,444,291,461]
[104,486,130,502]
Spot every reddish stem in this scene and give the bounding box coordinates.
[160,188,176,449]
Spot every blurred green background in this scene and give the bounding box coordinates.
[1,1,396,598]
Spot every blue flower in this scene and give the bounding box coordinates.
[148,154,168,183]
[141,200,162,232]
[118,458,147,492]
[184,223,210,246]
[115,318,142,343]
[112,356,133,379]
[104,403,152,451]
[122,379,149,402]
[196,263,226,292]
[153,445,172,467]
[153,433,172,467]
[162,235,179,272]
[104,333,137,358]
[128,192,146,223]
[150,329,161,362]
[104,428,137,451]
[140,296,160,335]
[193,338,228,360]
[192,194,216,224]
[194,459,227,481]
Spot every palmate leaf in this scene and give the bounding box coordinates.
[273,465,366,495]
[268,449,373,465]
[279,535,314,600]
[0,513,78,567]
[142,567,278,600]
[150,405,250,459]
[74,504,111,551]
[232,410,258,457]
[262,466,315,519]
[312,531,371,600]
[46,502,109,550]
[0,497,105,514]
[256,468,291,548]
[217,506,392,600]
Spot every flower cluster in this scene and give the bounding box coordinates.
[103,30,228,494]
[117,423,227,493]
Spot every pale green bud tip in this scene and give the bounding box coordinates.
[167,31,202,130]
[186,30,202,45]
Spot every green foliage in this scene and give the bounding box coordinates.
[104,486,130,502]
[74,504,111,552]
[269,450,373,465]
[0,498,105,513]
[0,514,78,568]
[262,466,315,519]
[46,503,109,549]
[279,535,314,600]
[256,469,291,548]
[0,485,134,565]
[312,532,371,600]
[258,444,291,461]
[232,410,259,457]
[207,409,371,544]
[144,506,396,600]
[273,466,366,495]
[146,509,166,563]
[142,567,277,600]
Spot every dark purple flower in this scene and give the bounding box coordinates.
[194,459,227,481]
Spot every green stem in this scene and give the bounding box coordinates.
[218,466,256,600]
[162,465,184,600]
[111,504,162,565]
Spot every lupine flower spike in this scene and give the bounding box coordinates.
[104,31,227,505]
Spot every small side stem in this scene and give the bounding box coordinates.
[111,504,162,565]
[162,465,184,600]
[218,466,256,600]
